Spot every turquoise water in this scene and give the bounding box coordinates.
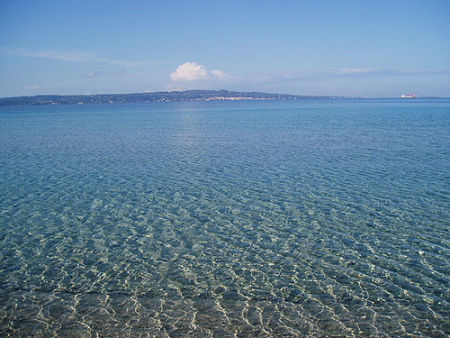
[0,99,449,336]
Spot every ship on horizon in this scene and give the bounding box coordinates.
[401,93,417,98]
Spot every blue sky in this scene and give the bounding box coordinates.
[0,0,449,97]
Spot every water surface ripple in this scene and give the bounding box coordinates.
[0,100,449,336]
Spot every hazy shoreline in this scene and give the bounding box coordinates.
[0,89,350,106]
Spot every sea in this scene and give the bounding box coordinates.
[0,99,449,336]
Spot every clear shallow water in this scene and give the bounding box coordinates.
[0,99,449,336]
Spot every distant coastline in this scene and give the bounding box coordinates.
[0,89,348,106]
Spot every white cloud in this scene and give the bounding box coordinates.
[0,46,163,67]
[82,69,127,78]
[236,67,450,86]
[211,69,230,80]
[171,62,208,81]
[33,49,94,63]
[170,62,230,81]
[23,85,40,90]
[338,68,380,74]
[84,71,98,78]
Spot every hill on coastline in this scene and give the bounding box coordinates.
[0,90,343,106]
